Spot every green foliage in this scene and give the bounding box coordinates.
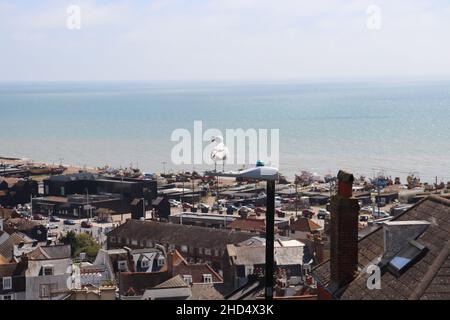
[60,231,101,259]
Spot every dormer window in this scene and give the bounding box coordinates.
[157,256,165,267]
[183,275,193,285]
[203,274,213,283]
[43,266,54,276]
[118,260,127,272]
[2,277,12,290]
[140,259,150,269]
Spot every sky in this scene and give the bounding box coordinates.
[1,0,450,82]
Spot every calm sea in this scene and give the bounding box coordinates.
[1,80,449,183]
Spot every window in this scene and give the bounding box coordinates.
[204,249,211,256]
[181,245,188,253]
[198,248,204,254]
[43,266,54,276]
[387,240,427,277]
[118,260,127,272]
[183,275,193,285]
[60,187,65,196]
[169,244,176,250]
[245,266,254,276]
[131,239,138,246]
[203,274,213,283]
[141,260,150,268]
[157,256,165,267]
[147,240,153,247]
[214,250,220,257]
[1,294,14,300]
[110,236,116,243]
[2,277,12,290]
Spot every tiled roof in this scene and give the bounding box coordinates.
[291,218,322,233]
[0,262,18,277]
[189,283,232,300]
[313,195,450,300]
[228,218,265,233]
[120,271,169,296]
[155,275,189,289]
[227,244,304,266]
[171,250,223,284]
[26,245,71,260]
[108,219,253,250]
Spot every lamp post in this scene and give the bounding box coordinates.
[205,165,278,300]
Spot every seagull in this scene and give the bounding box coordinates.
[211,136,229,172]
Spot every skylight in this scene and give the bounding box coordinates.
[388,240,427,277]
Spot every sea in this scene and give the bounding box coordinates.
[1,80,449,183]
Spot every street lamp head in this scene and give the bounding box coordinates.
[205,165,279,181]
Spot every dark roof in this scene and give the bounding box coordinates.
[120,272,169,296]
[313,195,450,300]
[108,220,253,250]
[46,172,97,182]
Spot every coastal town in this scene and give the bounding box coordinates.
[1,155,450,301]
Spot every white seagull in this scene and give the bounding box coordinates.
[210,136,229,172]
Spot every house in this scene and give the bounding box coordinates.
[0,178,38,207]
[3,218,48,242]
[152,197,170,221]
[32,194,123,219]
[168,250,223,285]
[0,232,33,261]
[68,284,116,300]
[169,212,236,229]
[227,217,266,234]
[106,219,253,271]
[223,237,306,289]
[313,172,450,300]
[375,191,399,206]
[141,250,227,300]
[42,173,157,216]
[0,256,26,300]
[93,246,166,283]
[141,275,192,300]
[21,244,73,300]
[289,217,323,240]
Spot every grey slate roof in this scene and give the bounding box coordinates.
[108,220,253,250]
[313,195,450,300]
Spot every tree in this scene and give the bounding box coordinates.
[60,231,101,259]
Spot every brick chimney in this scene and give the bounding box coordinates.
[167,250,174,278]
[330,170,360,289]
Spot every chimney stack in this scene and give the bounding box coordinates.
[330,170,360,289]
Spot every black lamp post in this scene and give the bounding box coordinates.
[206,164,278,300]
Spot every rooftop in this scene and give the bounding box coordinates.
[313,195,450,300]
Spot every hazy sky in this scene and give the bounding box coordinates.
[1,0,450,82]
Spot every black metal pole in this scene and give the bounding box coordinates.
[265,180,275,300]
